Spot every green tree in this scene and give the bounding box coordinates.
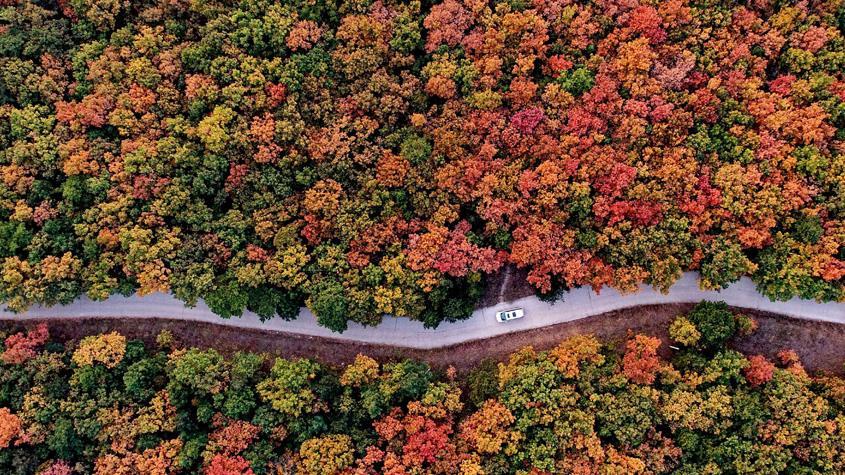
[687,301,737,351]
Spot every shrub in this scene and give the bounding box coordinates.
[735,313,758,337]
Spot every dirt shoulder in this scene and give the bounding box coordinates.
[3,303,844,375]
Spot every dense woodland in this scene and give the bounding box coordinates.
[1,302,844,473]
[0,0,844,330]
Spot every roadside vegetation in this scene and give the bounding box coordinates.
[0,0,844,331]
[2,301,845,474]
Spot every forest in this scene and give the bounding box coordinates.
[2,301,845,473]
[0,0,844,330]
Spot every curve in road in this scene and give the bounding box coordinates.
[1,272,843,349]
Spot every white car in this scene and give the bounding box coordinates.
[496,308,525,323]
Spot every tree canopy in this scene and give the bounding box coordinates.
[0,0,843,330]
[2,301,845,473]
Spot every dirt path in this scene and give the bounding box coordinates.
[477,265,534,307]
[4,304,845,375]
[497,266,513,303]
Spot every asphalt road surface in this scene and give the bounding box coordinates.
[1,272,842,349]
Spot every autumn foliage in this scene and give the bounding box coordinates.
[1,323,47,364]
[744,354,776,387]
[0,407,22,449]
[0,0,842,333]
[71,331,126,368]
[205,455,255,475]
[2,301,845,473]
[622,334,662,385]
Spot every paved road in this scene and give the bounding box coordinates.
[1,272,842,349]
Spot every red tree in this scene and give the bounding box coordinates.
[205,455,254,475]
[2,323,49,364]
[744,355,775,387]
